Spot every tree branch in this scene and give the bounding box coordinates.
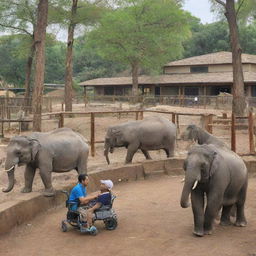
[236,0,245,16]
[0,23,32,36]
[214,0,226,7]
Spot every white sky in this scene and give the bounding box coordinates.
[183,0,216,24]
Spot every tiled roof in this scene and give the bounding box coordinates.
[80,72,256,87]
[164,51,256,66]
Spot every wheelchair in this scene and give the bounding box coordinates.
[61,190,118,235]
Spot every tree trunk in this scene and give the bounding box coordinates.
[131,62,139,102]
[32,0,48,131]
[225,0,246,116]
[23,38,35,114]
[64,0,78,112]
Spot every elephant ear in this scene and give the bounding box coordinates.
[28,138,41,161]
[209,151,218,177]
[183,159,188,171]
[111,128,123,142]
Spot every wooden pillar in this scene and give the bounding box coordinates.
[203,86,207,109]
[58,113,64,128]
[204,114,213,134]
[231,112,236,152]
[140,111,144,120]
[90,112,95,157]
[172,113,175,124]
[176,114,180,134]
[135,111,139,120]
[248,110,255,154]
[178,87,181,106]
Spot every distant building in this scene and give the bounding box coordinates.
[80,51,256,97]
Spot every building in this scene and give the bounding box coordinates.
[79,51,256,97]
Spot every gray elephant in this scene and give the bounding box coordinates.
[180,144,248,237]
[104,116,176,164]
[3,128,89,196]
[181,124,227,148]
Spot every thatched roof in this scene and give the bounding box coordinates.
[164,51,256,67]
[80,71,256,87]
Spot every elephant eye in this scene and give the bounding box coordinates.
[16,151,22,156]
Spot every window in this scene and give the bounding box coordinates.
[190,66,208,73]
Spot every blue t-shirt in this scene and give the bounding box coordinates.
[97,192,111,206]
[68,183,87,209]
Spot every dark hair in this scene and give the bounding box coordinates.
[78,174,88,183]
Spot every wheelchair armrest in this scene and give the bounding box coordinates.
[66,201,79,210]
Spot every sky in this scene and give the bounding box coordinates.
[183,0,216,24]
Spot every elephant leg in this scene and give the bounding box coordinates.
[39,163,55,197]
[191,190,205,237]
[141,149,152,160]
[76,153,88,174]
[125,143,139,164]
[204,195,222,235]
[235,183,247,227]
[22,164,36,193]
[163,148,169,158]
[220,205,233,226]
[169,141,175,157]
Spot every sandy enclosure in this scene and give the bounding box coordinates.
[1,175,256,256]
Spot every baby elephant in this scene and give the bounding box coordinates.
[104,116,176,164]
[3,128,89,196]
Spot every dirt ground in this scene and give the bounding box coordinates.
[0,104,253,204]
[1,175,256,256]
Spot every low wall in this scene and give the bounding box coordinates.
[0,156,255,235]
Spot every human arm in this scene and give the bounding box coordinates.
[79,191,100,205]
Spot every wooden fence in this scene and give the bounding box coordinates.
[0,109,254,156]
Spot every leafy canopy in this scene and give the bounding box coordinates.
[87,0,190,73]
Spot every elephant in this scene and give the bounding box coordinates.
[180,144,248,237]
[181,124,227,148]
[104,116,176,164]
[3,128,89,196]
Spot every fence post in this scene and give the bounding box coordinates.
[91,112,95,157]
[140,111,144,120]
[135,111,139,120]
[231,112,236,152]
[172,113,176,124]
[176,114,180,134]
[248,110,255,154]
[58,113,64,128]
[204,114,213,134]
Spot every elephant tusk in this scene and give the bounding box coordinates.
[192,180,198,190]
[4,165,15,172]
[181,178,185,183]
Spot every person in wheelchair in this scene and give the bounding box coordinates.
[68,174,99,229]
[84,179,114,232]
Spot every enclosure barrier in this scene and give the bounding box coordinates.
[0,109,255,156]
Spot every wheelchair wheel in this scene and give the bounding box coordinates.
[61,221,68,232]
[104,217,118,230]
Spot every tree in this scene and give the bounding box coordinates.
[87,0,190,98]
[50,0,107,112]
[0,0,38,110]
[32,0,48,131]
[212,0,248,115]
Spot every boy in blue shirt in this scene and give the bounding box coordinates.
[85,179,113,231]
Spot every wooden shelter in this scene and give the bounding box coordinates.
[80,51,256,97]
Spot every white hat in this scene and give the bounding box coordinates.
[100,179,113,190]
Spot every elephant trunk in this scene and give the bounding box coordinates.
[180,175,199,208]
[2,166,15,192]
[104,144,110,165]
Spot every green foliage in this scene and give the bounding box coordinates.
[183,21,230,57]
[87,0,190,74]
[0,35,27,86]
[73,35,127,82]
